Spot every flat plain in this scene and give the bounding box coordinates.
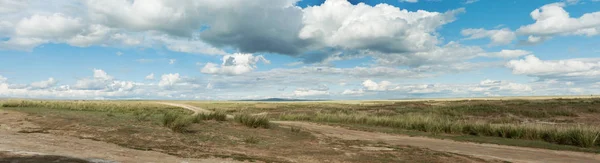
[1,97,600,162]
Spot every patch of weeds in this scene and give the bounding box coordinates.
[169,116,194,133]
[193,112,227,123]
[234,114,270,128]
[162,112,181,127]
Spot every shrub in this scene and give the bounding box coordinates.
[234,114,270,128]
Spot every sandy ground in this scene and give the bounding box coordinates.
[0,110,245,163]
[163,103,600,163]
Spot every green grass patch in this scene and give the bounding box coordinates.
[234,114,270,129]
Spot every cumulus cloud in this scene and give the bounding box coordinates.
[29,78,57,89]
[362,79,393,91]
[158,73,181,88]
[506,55,600,82]
[0,0,475,67]
[461,28,516,45]
[300,0,464,54]
[517,3,600,44]
[201,53,270,75]
[73,69,114,90]
[145,73,155,80]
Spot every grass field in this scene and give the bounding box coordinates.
[184,98,600,149]
[2,98,600,162]
[1,99,490,162]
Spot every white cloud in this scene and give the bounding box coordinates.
[93,69,113,80]
[30,78,57,89]
[517,3,600,44]
[116,51,123,56]
[169,59,176,65]
[506,55,600,76]
[158,73,181,88]
[292,88,330,97]
[341,89,365,96]
[506,55,600,82]
[300,0,464,54]
[15,13,84,39]
[201,53,270,75]
[362,79,393,91]
[461,28,516,45]
[145,73,155,80]
[480,50,532,58]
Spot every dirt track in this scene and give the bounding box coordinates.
[162,103,600,163]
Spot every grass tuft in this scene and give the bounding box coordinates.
[193,112,227,123]
[234,114,270,129]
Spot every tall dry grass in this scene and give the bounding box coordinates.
[278,112,600,148]
[1,100,191,115]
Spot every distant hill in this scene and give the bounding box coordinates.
[237,98,328,101]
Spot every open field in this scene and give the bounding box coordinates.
[1,98,600,162]
[182,98,600,149]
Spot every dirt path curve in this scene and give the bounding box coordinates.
[0,110,243,163]
[156,102,212,114]
[159,102,600,163]
[275,121,600,163]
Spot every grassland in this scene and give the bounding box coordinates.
[1,99,487,162]
[184,98,600,149]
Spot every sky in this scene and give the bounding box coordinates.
[0,0,599,100]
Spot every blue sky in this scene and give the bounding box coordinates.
[1,0,599,100]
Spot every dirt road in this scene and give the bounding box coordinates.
[161,102,600,163]
[0,110,243,163]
